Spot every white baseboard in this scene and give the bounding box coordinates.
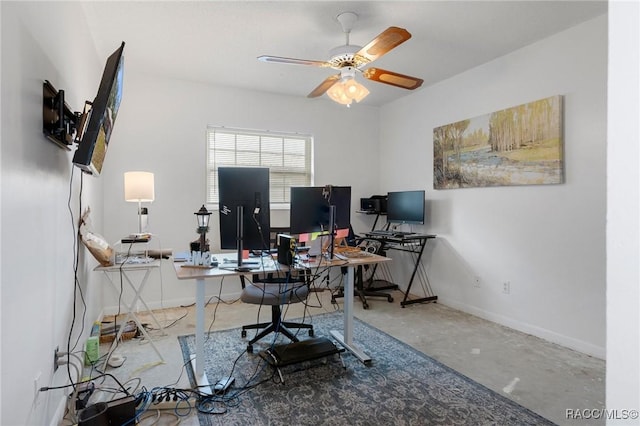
[437,297,606,359]
[49,396,68,426]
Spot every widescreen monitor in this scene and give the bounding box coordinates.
[218,167,271,262]
[289,186,351,235]
[386,190,425,225]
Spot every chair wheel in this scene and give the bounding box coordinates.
[247,345,253,353]
[309,329,314,337]
[241,330,247,338]
[387,296,394,303]
[363,303,369,309]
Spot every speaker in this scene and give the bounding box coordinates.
[277,234,296,266]
[370,195,388,213]
[358,239,382,254]
[360,198,377,212]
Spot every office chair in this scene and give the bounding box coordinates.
[239,228,314,353]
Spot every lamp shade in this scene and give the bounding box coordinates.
[327,77,370,106]
[124,171,155,202]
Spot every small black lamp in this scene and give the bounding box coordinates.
[194,205,211,253]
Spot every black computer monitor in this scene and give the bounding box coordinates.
[289,186,351,235]
[387,190,425,225]
[290,186,351,258]
[218,167,270,266]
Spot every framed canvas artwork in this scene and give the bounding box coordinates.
[433,95,563,189]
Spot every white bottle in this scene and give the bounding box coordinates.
[140,207,148,233]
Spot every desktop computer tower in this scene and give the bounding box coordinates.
[277,234,296,266]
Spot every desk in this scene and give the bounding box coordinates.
[364,234,437,307]
[173,252,391,392]
[95,261,165,368]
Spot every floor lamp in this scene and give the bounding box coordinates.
[124,171,155,236]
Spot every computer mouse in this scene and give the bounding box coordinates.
[235,266,252,272]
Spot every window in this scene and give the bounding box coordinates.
[206,126,313,207]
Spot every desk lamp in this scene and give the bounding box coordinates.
[124,171,155,235]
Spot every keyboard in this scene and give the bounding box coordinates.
[393,231,416,236]
[368,230,395,236]
[368,230,415,237]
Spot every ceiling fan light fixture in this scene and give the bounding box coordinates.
[327,76,369,106]
[327,83,351,105]
[346,78,369,102]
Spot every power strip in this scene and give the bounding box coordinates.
[146,396,198,411]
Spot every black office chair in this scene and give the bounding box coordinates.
[239,227,314,353]
[331,226,394,309]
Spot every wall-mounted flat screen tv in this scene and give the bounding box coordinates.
[72,42,125,176]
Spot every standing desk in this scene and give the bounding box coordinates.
[173,261,245,395]
[297,253,391,364]
[95,261,165,369]
[173,251,391,393]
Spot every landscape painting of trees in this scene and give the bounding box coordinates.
[433,95,563,189]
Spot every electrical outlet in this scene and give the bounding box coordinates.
[53,346,60,372]
[474,276,481,288]
[503,281,511,294]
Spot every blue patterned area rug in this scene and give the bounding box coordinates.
[178,312,555,426]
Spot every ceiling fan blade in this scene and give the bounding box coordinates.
[258,55,331,67]
[307,74,341,98]
[362,68,424,90]
[355,27,412,64]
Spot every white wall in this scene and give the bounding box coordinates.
[378,16,607,357]
[99,74,381,308]
[1,3,105,425]
[606,1,640,423]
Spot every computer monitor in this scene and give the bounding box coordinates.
[289,186,351,235]
[386,190,425,225]
[290,185,351,258]
[218,167,270,266]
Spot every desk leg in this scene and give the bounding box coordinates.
[191,278,212,395]
[119,270,165,362]
[122,270,164,332]
[400,237,438,307]
[330,265,372,365]
[102,270,164,369]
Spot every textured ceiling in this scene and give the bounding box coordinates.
[80,1,607,107]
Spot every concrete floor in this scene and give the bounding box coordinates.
[88,288,604,426]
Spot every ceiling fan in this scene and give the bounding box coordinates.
[258,12,424,106]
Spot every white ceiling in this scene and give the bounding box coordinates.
[80,1,607,107]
